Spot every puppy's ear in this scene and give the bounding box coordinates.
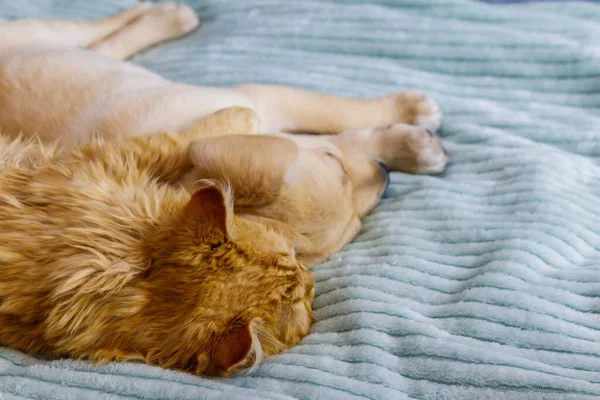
[187,135,298,206]
[212,322,255,373]
[182,185,232,244]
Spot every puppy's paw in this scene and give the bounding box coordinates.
[212,107,261,135]
[387,90,442,132]
[373,123,448,174]
[143,2,199,36]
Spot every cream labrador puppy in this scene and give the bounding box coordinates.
[0,2,447,265]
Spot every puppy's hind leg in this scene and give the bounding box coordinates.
[87,3,199,60]
[0,2,153,54]
[234,84,443,135]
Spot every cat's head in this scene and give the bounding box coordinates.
[141,183,314,376]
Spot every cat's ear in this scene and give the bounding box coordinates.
[186,135,298,206]
[182,185,232,244]
[212,322,255,372]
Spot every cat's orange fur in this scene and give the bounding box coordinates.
[0,108,314,376]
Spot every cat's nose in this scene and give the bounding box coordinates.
[302,269,315,294]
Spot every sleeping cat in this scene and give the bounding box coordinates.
[0,109,314,376]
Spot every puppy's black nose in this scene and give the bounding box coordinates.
[377,160,389,174]
[377,161,391,192]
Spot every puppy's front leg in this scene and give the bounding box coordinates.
[235,84,442,134]
[329,123,449,174]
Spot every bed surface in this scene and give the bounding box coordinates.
[1,0,600,399]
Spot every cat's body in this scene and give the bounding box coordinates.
[0,115,314,376]
[0,133,185,362]
[0,3,447,375]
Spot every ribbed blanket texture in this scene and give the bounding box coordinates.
[1,0,600,399]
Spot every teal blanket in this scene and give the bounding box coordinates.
[1,0,600,399]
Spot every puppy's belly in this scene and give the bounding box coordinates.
[0,47,251,146]
[78,85,255,143]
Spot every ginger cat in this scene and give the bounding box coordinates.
[0,109,314,376]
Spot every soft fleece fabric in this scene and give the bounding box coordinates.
[1,0,600,399]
